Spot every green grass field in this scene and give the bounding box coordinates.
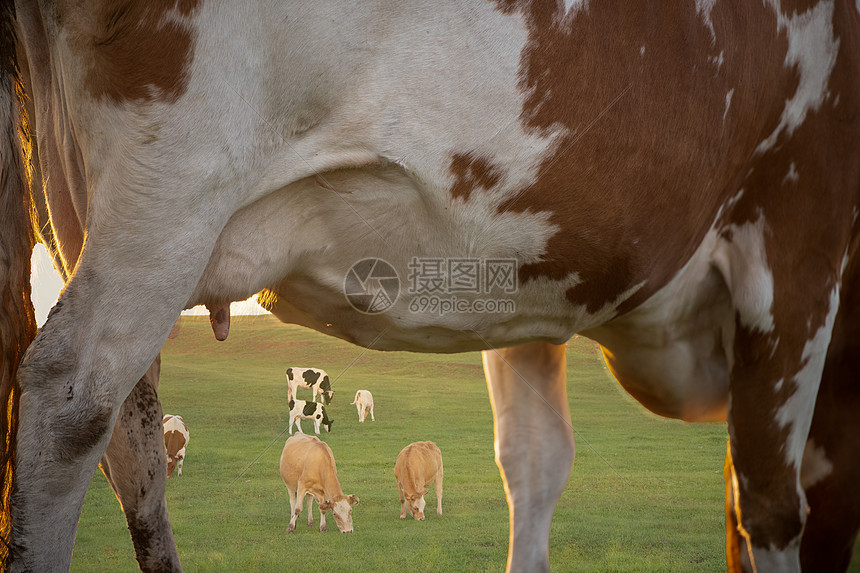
[69,315,860,572]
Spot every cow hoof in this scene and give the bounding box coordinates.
[320,525,327,532]
[399,515,405,520]
[287,526,295,534]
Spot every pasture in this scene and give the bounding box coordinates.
[69,316,860,572]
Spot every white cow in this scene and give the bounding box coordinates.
[350,390,375,423]
[3,3,860,573]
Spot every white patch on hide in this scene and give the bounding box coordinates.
[696,0,719,42]
[800,438,833,489]
[782,162,799,185]
[563,0,588,15]
[712,215,776,334]
[757,1,840,153]
[723,88,734,121]
[776,286,839,470]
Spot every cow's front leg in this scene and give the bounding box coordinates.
[435,466,443,515]
[397,482,407,519]
[318,498,328,532]
[11,189,231,570]
[483,342,574,573]
[100,355,181,572]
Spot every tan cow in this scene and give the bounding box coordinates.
[350,390,375,423]
[279,434,359,533]
[394,441,443,521]
[162,415,189,478]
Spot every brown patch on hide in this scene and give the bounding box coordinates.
[84,0,202,104]
[449,153,503,203]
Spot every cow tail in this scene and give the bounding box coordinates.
[0,1,37,565]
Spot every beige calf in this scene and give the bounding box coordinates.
[394,441,443,521]
[279,434,359,533]
[350,390,375,422]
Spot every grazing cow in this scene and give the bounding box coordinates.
[279,434,359,534]
[3,3,860,572]
[162,415,189,478]
[288,399,334,435]
[350,390,375,423]
[286,367,335,405]
[394,441,443,521]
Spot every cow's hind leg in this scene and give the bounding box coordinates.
[286,487,299,533]
[306,494,315,528]
[483,342,574,573]
[100,356,181,572]
[799,274,860,572]
[715,207,846,571]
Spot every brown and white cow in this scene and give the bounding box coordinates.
[3,2,860,572]
[162,415,189,478]
[285,367,335,405]
[350,390,375,423]
[279,434,359,534]
[394,441,443,521]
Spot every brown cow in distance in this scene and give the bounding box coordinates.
[394,441,444,521]
[162,415,189,478]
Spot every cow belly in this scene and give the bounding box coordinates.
[584,232,734,423]
[189,164,590,352]
[595,334,730,422]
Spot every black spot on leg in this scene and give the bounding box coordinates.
[126,506,176,573]
[55,405,113,462]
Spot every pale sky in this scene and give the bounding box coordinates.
[29,243,269,327]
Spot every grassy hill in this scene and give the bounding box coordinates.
[69,315,859,572]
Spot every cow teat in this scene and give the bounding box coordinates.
[206,303,230,341]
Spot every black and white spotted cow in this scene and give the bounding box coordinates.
[286,367,335,405]
[288,399,334,435]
